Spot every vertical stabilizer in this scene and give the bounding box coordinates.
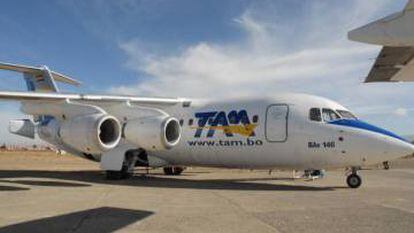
[24,66,59,92]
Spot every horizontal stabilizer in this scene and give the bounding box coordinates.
[0,62,81,86]
[9,119,35,139]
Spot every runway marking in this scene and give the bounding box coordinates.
[380,204,414,214]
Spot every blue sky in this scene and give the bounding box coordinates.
[0,0,413,144]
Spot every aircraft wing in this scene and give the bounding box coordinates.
[348,0,414,83]
[364,46,414,82]
[0,91,183,106]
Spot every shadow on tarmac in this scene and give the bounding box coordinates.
[0,207,153,233]
[0,185,30,191]
[0,179,91,188]
[0,170,342,191]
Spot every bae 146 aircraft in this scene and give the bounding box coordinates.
[0,61,412,189]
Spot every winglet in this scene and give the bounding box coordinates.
[0,62,81,86]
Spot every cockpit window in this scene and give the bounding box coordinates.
[309,108,322,122]
[322,108,341,122]
[337,110,357,119]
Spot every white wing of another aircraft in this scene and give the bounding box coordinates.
[348,0,414,82]
[362,46,414,83]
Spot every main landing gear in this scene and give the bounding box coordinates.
[163,166,185,176]
[105,149,142,180]
[346,167,362,189]
[383,161,390,170]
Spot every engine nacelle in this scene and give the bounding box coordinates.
[124,116,181,151]
[59,114,122,154]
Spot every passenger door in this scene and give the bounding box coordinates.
[265,104,289,142]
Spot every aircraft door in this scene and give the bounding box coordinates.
[265,104,289,142]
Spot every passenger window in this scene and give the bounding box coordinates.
[309,108,322,122]
[322,109,341,122]
[252,115,259,123]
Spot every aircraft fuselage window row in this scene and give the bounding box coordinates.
[309,108,357,122]
[177,115,260,127]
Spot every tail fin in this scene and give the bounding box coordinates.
[0,62,80,92]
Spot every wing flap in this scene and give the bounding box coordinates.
[365,46,414,82]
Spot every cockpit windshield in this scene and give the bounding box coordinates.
[322,108,341,122]
[309,108,357,122]
[336,110,357,119]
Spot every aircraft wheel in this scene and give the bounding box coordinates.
[383,161,390,170]
[346,173,362,188]
[163,166,184,176]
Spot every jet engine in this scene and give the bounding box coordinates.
[123,116,181,151]
[59,114,122,154]
[39,114,122,154]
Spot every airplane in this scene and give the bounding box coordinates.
[0,62,412,189]
[348,0,414,82]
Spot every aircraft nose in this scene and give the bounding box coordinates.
[387,139,414,158]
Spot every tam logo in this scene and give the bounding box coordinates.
[194,110,258,138]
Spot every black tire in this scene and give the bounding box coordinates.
[163,167,173,175]
[383,161,390,170]
[163,166,184,176]
[346,174,362,188]
[172,167,184,175]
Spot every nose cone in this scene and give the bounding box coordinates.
[387,138,414,159]
[330,119,414,163]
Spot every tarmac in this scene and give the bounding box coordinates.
[0,151,413,233]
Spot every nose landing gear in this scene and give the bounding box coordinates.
[346,167,362,188]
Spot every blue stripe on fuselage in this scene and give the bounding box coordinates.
[328,119,408,142]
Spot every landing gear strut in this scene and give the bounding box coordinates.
[346,167,362,188]
[105,150,142,180]
[163,166,185,176]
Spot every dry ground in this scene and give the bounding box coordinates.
[0,151,413,233]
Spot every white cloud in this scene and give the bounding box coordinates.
[109,0,414,134]
[112,0,395,100]
[395,108,408,117]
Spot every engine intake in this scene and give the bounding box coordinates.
[59,114,121,154]
[124,116,181,151]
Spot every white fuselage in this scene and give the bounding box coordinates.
[41,93,414,170]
